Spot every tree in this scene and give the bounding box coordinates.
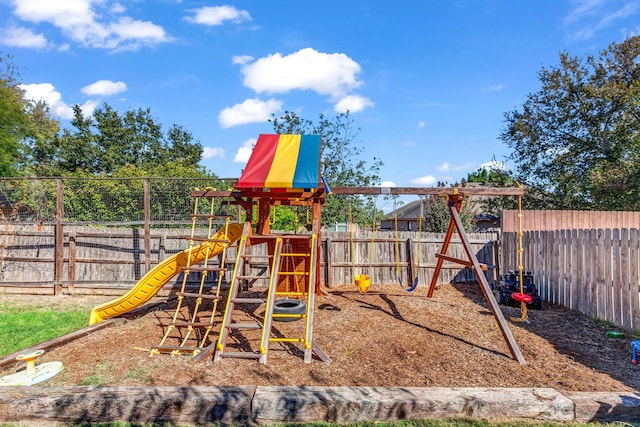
[0,54,29,177]
[501,36,640,210]
[463,162,519,216]
[419,196,474,233]
[270,111,383,226]
[32,103,205,176]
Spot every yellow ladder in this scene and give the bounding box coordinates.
[214,231,282,363]
[148,194,234,357]
[270,234,318,363]
[214,233,319,364]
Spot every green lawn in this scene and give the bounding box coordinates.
[0,301,88,356]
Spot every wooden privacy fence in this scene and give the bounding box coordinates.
[0,225,499,295]
[502,210,640,331]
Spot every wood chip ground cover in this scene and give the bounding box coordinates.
[1,282,638,392]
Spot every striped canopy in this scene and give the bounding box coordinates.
[237,134,321,189]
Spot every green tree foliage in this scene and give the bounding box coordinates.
[0,54,30,177]
[270,111,383,227]
[465,161,515,187]
[33,103,205,176]
[463,163,519,216]
[501,36,640,210]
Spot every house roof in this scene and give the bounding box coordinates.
[385,199,425,220]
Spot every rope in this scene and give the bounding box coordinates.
[511,183,529,323]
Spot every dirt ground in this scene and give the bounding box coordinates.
[2,281,639,392]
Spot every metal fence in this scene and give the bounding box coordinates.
[0,177,240,225]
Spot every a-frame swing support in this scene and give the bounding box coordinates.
[331,186,526,365]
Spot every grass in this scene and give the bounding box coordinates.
[0,301,88,356]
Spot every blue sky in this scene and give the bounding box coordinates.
[1,0,639,190]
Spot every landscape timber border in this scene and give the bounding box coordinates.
[0,385,639,424]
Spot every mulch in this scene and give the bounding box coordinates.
[1,282,639,391]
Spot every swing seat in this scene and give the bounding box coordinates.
[511,292,533,304]
[354,274,371,293]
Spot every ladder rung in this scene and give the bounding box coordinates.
[278,272,309,276]
[281,253,311,257]
[269,337,305,343]
[185,266,226,272]
[176,292,221,300]
[233,297,266,304]
[170,322,215,328]
[191,214,232,219]
[228,323,262,330]
[237,275,269,280]
[275,291,308,297]
[272,313,306,319]
[219,351,261,359]
[152,345,202,352]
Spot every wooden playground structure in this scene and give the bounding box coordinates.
[89,134,528,365]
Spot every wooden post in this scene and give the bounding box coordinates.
[313,199,323,293]
[448,196,526,364]
[159,234,166,261]
[325,237,332,288]
[68,232,76,295]
[427,203,458,298]
[54,179,64,296]
[143,178,151,274]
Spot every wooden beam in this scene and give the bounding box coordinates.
[0,318,125,368]
[448,203,526,364]
[435,253,488,271]
[191,185,524,198]
[330,186,524,196]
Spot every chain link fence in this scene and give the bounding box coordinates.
[0,177,238,225]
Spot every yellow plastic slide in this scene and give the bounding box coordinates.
[88,223,244,324]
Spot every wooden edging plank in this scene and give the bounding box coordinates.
[0,318,125,368]
[0,386,587,424]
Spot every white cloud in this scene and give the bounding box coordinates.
[480,160,509,171]
[234,138,256,163]
[379,181,396,187]
[436,161,474,173]
[232,55,253,65]
[80,99,100,116]
[481,84,505,92]
[417,121,426,129]
[564,0,639,41]
[333,94,374,113]
[218,98,282,128]
[239,47,362,99]
[8,0,171,51]
[0,26,48,48]
[202,147,225,160]
[110,3,125,14]
[410,175,437,186]
[185,5,251,26]
[107,17,169,50]
[19,82,97,119]
[81,80,127,96]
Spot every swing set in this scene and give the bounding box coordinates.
[332,185,528,364]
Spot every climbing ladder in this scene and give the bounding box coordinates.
[213,231,318,364]
[147,193,236,357]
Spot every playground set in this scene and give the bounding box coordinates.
[76,133,531,366]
